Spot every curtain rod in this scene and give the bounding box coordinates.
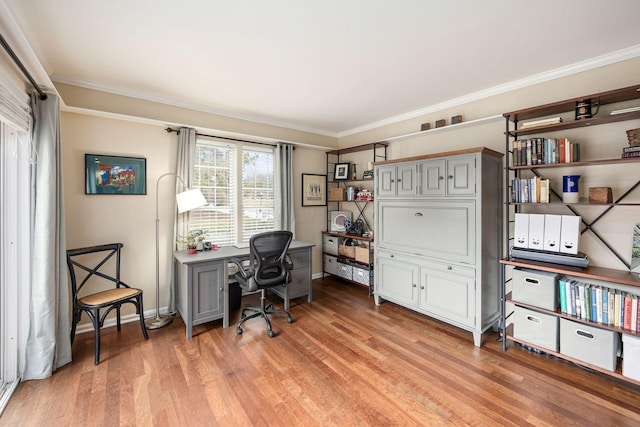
[0,32,47,100]
[165,127,294,149]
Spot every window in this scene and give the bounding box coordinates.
[189,137,275,245]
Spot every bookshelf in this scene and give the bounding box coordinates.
[501,83,640,386]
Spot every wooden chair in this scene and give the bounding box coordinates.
[66,243,148,364]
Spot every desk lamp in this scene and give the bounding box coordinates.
[145,173,207,329]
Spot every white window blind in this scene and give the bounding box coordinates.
[189,137,275,245]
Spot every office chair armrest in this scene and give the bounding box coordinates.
[284,255,294,271]
[229,257,254,280]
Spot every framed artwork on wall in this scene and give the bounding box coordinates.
[85,153,147,195]
[334,163,350,180]
[301,173,326,206]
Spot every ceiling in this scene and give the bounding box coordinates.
[5,0,640,137]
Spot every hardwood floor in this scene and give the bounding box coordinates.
[2,277,639,426]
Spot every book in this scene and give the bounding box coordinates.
[559,138,566,163]
[614,292,621,327]
[569,281,577,317]
[602,288,609,325]
[632,295,638,332]
[622,146,640,153]
[539,179,550,203]
[559,279,567,313]
[624,294,633,330]
[520,117,563,129]
[595,286,602,324]
[622,151,640,158]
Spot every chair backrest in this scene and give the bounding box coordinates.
[66,243,127,301]
[249,231,293,288]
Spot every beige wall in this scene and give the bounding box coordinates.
[61,56,640,324]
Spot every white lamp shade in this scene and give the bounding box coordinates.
[176,188,207,213]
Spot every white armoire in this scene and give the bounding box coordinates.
[374,147,502,346]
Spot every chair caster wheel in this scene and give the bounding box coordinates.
[268,330,276,338]
[236,327,243,335]
[287,317,294,323]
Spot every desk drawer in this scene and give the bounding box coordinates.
[288,248,310,268]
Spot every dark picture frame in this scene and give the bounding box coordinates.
[85,153,147,195]
[301,173,327,206]
[334,162,350,180]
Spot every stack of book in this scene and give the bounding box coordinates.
[512,138,580,166]
[622,145,640,158]
[511,177,550,203]
[559,278,640,331]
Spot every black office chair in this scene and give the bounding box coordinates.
[229,231,295,337]
[66,243,149,364]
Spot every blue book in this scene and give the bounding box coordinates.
[591,286,598,322]
[570,281,577,317]
[559,280,567,313]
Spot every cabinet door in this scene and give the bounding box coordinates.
[446,156,475,196]
[376,165,396,197]
[377,200,476,264]
[420,262,475,327]
[419,159,446,196]
[191,261,225,322]
[375,251,419,306]
[396,163,418,196]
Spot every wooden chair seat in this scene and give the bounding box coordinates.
[79,287,142,307]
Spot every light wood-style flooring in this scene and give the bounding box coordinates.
[2,277,640,426]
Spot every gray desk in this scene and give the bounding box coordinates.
[174,240,313,339]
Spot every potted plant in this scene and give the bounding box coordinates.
[183,229,205,254]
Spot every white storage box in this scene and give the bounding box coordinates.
[513,306,559,351]
[560,318,619,372]
[335,261,353,281]
[512,268,559,311]
[622,334,640,381]
[324,255,339,276]
[324,234,340,256]
[353,266,371,287]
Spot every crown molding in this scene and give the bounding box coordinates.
[51,73,339,138]
[338,44,640,138]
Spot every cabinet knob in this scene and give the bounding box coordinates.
[447,175,453,179]
[397,179,402,182]
[412,283,417,287]
[390,254,394,258]
[439,176,444,180]
[219,287,224,292]
[390,179,395,183]
[415,212,423,217]
[420,286,425,290]
[447,266,452,270]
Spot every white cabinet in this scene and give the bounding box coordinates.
[376,162,418,197]
[374,147,502,346]
[418,156,475,197]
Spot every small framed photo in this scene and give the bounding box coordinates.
[301,173,327,206]
[334,163,350,180]
[85,153,147,195]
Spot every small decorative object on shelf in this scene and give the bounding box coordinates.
[420,122,431,131]
[588,187,613,203]
[334,162,350,180]
[575,99,599,120]
[451,115,463,124]
[352,163,357,180]
[562,175,581,203]
[363,170,374,179]
[627,128,640,147]
[435,119,446,128]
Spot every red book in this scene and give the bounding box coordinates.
[559,138,566,163]
[637,298,640,332]
[623,295,633,330]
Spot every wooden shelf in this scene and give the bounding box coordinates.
[504,324,640,387]
[504,84,640,123]
[501,258,640,288]
[508,156,640,169]
[322,230,372,241]
[326,142,388,156]
[508,111,640,137]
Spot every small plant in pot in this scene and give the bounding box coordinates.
[183,229,205,254]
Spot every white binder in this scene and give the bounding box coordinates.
[528,214,545,251]
[543,214,562,252]
[560,215,581,255]
[514,213,529,248]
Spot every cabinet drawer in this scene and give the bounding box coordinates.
[288,248,310,268]
[353,266,372,287]
[512,268,558,311]
[377,200,475,264]
[335,261,353,280]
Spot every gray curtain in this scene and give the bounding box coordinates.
[275,142,296,236]
[169,127,197,312]
[22,93,71,379]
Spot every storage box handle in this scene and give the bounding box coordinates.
[524,277,540,285]
[575,329,595,340]
[525,315,542,324]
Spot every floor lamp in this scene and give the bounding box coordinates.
[145,172,208,329]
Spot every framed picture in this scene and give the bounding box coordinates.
[301,173,327,206]
[334,163,350,180]
[85,153,147,195]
